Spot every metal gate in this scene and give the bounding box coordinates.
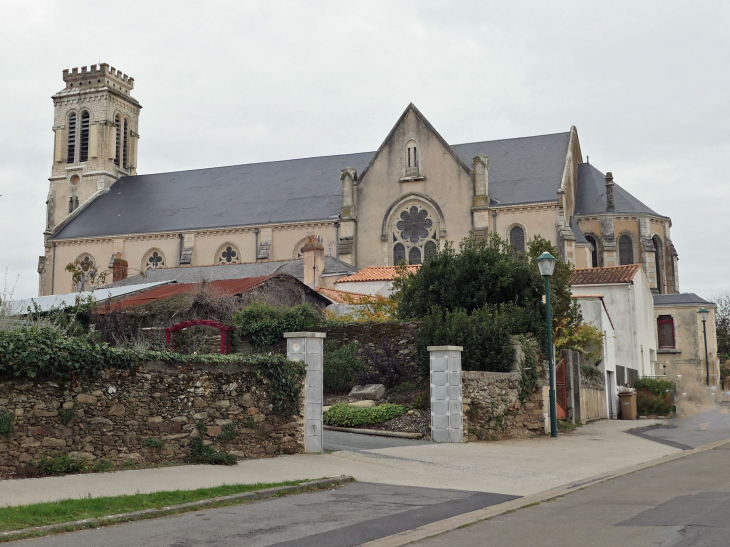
[555,354,568,420]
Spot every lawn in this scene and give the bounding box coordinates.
[0,480,311,533]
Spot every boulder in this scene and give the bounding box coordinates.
[349,384,386,401]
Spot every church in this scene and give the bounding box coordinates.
[38,63,679,297]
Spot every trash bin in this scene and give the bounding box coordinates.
[618,392,637,420]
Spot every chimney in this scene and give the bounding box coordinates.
[605,172,615,211]
[112,252,128,282]
[302,235,325,289]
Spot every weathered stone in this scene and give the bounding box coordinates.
[20,438,41,448]
[162,433,189,440]
[108,404,125,416]
[246,407,259,416]
[193,398,206,408]
[192,412,208,420]
[171,416,188,424]
[350,400,375,408]
[239,393,254,407]
[206,425,222,437]
[70,451,96,461]
[62,401,74,410]
[76,394,98,404]
[34,410,58,417]
[89,417,114,425]
[212,400,230,408]
[147,416,164,424]
[29,426,47,436]
[349,384,386,401]
[253,414,265,423]
[41,437,66,448]
[91,390,103,397]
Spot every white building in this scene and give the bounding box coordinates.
[571,264,658,387]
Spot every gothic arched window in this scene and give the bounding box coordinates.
[216,243,241,264]
[114,115,121,166]
[652,236,663,293]
[393,243,406,265]
[67,113,77,163]
[73,253,95,291]
[79,111,90,162]
[387,199,441,266]
[585,235,599,268]
[619,235,634,265]
[123,119,129,169]
[142,249,165,271]
[405,139,420,178]
[510,226,525,253]
[408,247,422,265]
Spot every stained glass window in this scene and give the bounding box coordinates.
[510,226,525,253]
[408,247,422,265]
[396,206,432,244]
[619,235,633,265]
[393,243,406,264]
[424,241,437,258]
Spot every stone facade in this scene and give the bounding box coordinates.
[0,363,304,476]
[462,366,548,441]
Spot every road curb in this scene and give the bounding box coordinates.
[0,476,353,542]
[361,438,730,547]
[324,426,425,439]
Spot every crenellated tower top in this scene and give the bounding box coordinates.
[61,63,134,96]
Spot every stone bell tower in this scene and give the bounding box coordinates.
[45,63,142,234]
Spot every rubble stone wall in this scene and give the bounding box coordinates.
[462,364,548,441]
[0,362,304,476]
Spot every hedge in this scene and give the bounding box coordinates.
[232,302,321,347]
[0,326,305,416]
[323,403,405,427]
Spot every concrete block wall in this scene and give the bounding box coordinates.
[428,345,463,443]
[285,332,325,453]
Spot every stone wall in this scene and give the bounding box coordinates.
[462,363,548,441]
[0,362,304,476]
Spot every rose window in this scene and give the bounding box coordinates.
[397,206,433,243]
[391,204,439,265]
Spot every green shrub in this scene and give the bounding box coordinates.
[417,304,542,374]
[633,377,673,396]
[518,336,540,402]
[388,381,417,396]
[232,302,321,347]
[634,378,673,416]
[0,412,13,436]
[323,341,365,394]
[412,391,429,410]
[91,459,114,473]
[217,423,238,442]
[143,437,165,450]
[580,364,603,380]
[31,453,88,476]
[323,403,406,428]
[59,409,75,425]
[189,423,237,465]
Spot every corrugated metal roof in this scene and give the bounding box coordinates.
[570,264,642,285]
[99,275,333,313]
[8,282,172,313]
[105,256,356,288]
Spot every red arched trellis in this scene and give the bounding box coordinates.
[164,320,236,355]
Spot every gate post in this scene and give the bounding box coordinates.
[285,332,326,453]
[428,345,463,443]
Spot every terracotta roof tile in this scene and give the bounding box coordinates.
[315,287,377,304]
[570,264,642,285]
[337,266,420,283]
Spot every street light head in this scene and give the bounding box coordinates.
[535,252,557,277]
[698,308,710,323]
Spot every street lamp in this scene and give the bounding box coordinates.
[536,251,558,438]
[698,308,710,386]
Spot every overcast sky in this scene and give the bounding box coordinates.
[1,1,728,301]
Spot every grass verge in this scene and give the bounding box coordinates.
[0,479,325,535]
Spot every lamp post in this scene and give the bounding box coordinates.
[698,308,710,386]
[536,251,558,438]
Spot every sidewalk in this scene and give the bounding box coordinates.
[0,419,675,507]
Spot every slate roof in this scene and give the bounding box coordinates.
[337,266,420,283]
[653,293,714,307]
[570,264,642,285]
[569,216,589,244]
[105,256,356,288]
[574,163,663,217]
[51,131,573,240]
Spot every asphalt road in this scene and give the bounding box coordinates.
[413,442,730,547]
[13,483,516,547]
